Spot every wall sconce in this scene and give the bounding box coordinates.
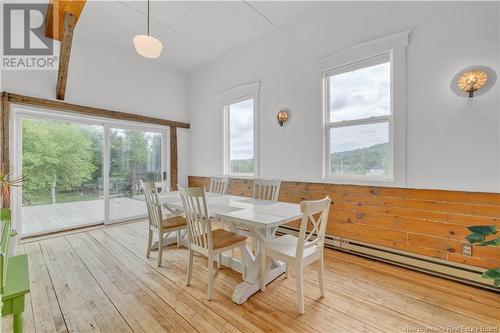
[457,70,488,98]
[277,110,289,127]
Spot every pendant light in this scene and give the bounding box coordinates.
[133,0,163,58]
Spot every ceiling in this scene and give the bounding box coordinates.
[73,1,322,72]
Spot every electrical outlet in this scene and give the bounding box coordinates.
[462,243,472,256]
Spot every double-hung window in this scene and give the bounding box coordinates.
[224,97,256,176]
[222,82,259,177]
[325,53,392,181]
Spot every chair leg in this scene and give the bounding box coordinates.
[217,253,222,270]
[13,312,24,333]
[207,254,214,300]
[296,264,305,314]
[260,247,267,291]
[319,254,325,298]
[146,229,153,258]
[186,248,194,286]
[176,230,181,248]
[285,263,290,278]
[157,232,163,267]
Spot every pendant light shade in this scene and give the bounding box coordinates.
[133,35,163,58]
[133,0,163,59]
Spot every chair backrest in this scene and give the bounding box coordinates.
[179,187,212,250]
[208,176,229,195]
[296,197,331,258]
[141,180,163,230]
[0,219,11,294]
[253,179,281,201]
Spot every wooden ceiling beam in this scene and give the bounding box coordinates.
[56,12,76,100]
[5,93,190,129]
[45,0,86,41]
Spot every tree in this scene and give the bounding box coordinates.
[22,119,96,204]
[109,129,160,197]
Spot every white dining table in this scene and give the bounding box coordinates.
[156,191,303,304]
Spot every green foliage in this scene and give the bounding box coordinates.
[109,130,162,197]
[330,143,389,176]
[465,225,500,288]
[467,225,497,235]
[22,119,96,204]
[481,269,500,287]
[0,208,11,221]
[231,159,253,174]
[477,238,500,247]
[465,233,485,243]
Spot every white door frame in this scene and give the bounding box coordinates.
[11,105,169,237]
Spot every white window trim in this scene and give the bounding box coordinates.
[314,31,409,187]
[219,82,260,177]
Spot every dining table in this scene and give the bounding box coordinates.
[156,191,303,304]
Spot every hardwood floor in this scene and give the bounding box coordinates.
[4,221,499,333]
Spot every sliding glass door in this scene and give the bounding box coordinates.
[15,109,168,237]
[108,128,164,223]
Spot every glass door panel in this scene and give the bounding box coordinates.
[108,128,164,222]
[21,118,104,236]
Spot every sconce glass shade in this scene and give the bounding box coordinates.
[277,110,289,127]
[133,35,163,59]
[457,70,487,97]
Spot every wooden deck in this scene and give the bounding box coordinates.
[21,198,147,236]
[4,221,499,332]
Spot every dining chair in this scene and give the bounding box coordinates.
[208,176,229,194]
[247,178,283,252]
[179,186,247,300]
[142,180,187,267]
[253,179,281,201]
[260,196,331,314]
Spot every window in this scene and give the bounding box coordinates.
[316,31,408,185]
[225,98,255,175]
[221,82,259,177]
[325,54,392,180]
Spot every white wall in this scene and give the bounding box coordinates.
[188,1,500,193]
[2,39,190,186]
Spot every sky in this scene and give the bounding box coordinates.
[229,99,254,160]
[329,61,390,153]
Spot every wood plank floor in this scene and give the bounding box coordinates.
[4,221,499,333]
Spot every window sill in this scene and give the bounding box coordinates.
[323,176,398,187]
[226,174,255,180]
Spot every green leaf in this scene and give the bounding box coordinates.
[467,225,497,236]
[481,268,500,280]
[494,279,500,288]
[477,238,500,247]
[466,233,485,243]
[0,208,11,221]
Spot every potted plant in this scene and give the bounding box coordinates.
[466,225,500,287]
[0,172,23,255]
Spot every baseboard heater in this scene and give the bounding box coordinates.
[277,226,498,292]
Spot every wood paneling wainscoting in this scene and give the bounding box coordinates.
[188,176,500,274]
